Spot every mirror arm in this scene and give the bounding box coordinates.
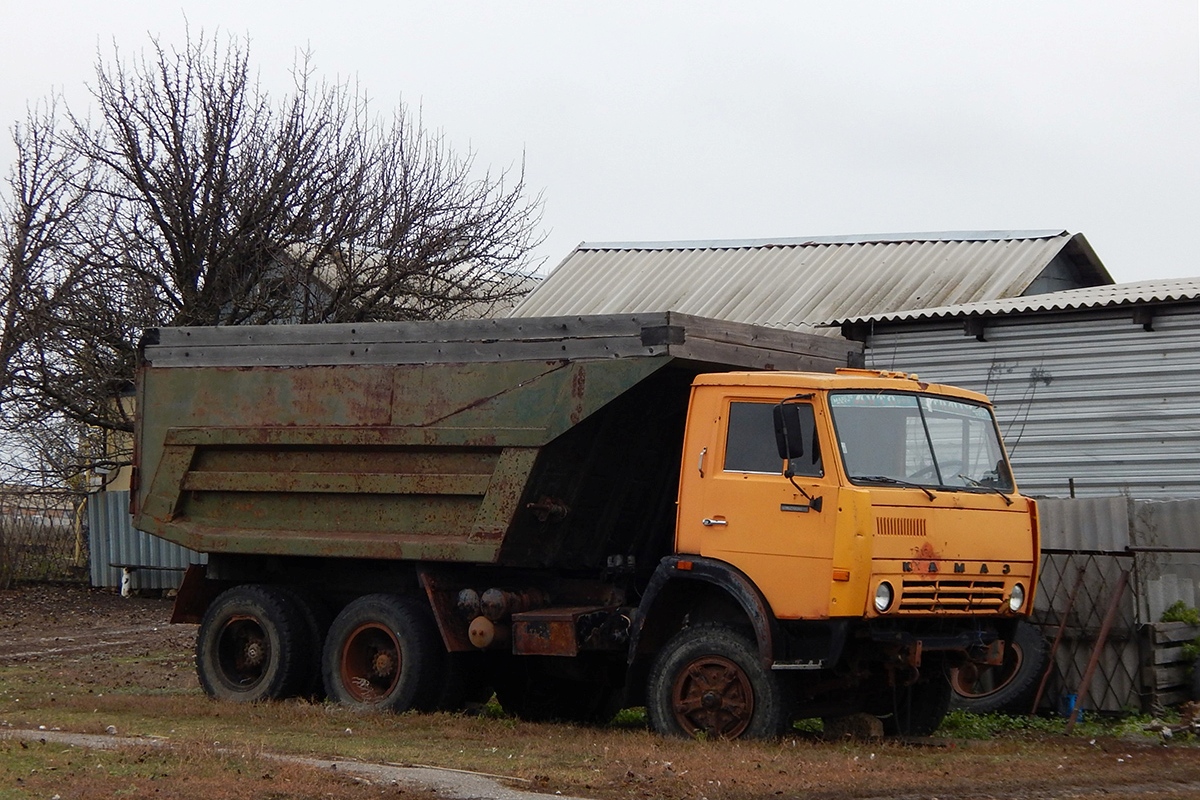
[785,465,823,512]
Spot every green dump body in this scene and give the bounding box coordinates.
[133,313,857,570]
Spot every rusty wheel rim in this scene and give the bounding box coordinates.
[670,655,755,738]
[340,622,402,703]
[951,642,1025,699]
[216,614,270,689]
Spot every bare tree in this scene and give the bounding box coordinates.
[0,31,544,484]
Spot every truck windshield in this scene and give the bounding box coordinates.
[829,392,1013,492]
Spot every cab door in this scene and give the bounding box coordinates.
[681,394,838,619]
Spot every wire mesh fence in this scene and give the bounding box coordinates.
[1032,497,1200,714]
[0,488,90,589]
[1032,549,1141,714]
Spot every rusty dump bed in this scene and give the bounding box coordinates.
[133,313,858,569]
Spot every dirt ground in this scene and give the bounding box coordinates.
[0,582,195,689]
[4,584,1200,800]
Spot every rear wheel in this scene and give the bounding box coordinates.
[493,656,621,724]
[647,624,792,739]
[196,584,309,702]
[274,586,332,699]
[950,621,1048,714]
[432,652,493,712]
[875,663,952,737]
[322,594,442,713]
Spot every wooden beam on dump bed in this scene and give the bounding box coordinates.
[140,312,861,373]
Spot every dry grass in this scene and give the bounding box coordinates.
[3,586,1200,799]
[1,743,422,800]
[0,737,442,800]
[4,669,1200,800]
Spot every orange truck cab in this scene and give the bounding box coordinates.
[633,368,1038,737]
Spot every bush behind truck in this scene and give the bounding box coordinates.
[132,313,1039,738]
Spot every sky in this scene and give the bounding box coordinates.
[1,1,1197,282]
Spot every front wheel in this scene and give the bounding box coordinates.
[322,594,442,713]
[647,624,792,739]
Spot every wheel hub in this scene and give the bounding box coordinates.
[340,623,402,703]
[951,643,1024,699]
[371,650,396,678]
[242,640,265,668]
[216,615,270,688]
[671,656,755,739]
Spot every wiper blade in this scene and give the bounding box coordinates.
[956,474,1014,506]
[854,475,936,501]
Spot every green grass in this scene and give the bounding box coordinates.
[938,708,1194,741]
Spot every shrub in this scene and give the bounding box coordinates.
[1160,601,1200,664]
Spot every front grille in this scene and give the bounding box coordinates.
[899,579,1006,613]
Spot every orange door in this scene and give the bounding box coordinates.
[682,397,838,620]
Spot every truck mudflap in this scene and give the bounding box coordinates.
[170,563,227,624]
[629,555,779,668]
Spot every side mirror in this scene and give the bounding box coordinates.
[774,398,823,513]
[774,403,805,460]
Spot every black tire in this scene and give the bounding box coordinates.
[1190,654,1200,702]
[647,624,793,740]
[876,667,953,736]
[196,584,309,702]
[274,586,332,700]
[433,652,493,712]
[493,656,621,724]
[322,594,442,713]
[949,621,1048,715]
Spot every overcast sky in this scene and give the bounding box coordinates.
[1,1,1197,282]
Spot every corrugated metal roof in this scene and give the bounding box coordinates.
[834,277,1200,325]
[575,229,1069,250]
[511,231,1111,331]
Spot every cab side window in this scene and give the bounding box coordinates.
[724,401,822,476]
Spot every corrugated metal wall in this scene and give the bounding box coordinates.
[863,305,1200,499]
[1131,500,1200,622]
[87,491,205,591]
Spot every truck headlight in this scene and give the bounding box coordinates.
[874,582,894,613]
[1009,583,1025,612]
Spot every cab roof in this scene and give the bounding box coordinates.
[692,368,993,405]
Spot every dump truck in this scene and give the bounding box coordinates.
[133,312,1039,738]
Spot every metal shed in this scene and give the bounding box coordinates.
[835,278,1200,500]
[87,490,205,592]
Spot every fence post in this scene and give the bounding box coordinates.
[1067,569,1130,733]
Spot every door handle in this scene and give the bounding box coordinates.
[702,518,727,527]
